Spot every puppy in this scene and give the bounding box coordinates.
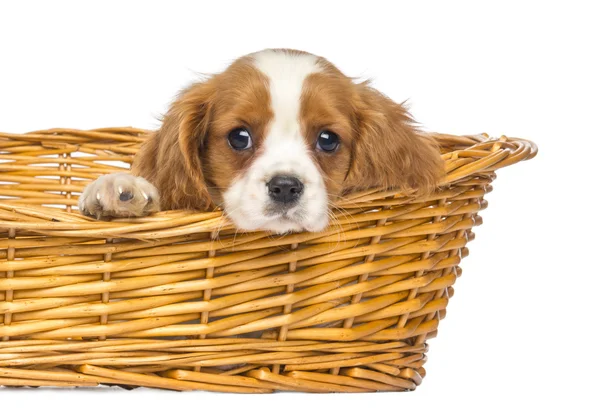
[79,49,443,233]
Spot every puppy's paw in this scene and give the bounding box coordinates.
[78,173,160,219]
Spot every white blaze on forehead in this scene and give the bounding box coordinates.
[251,50,322,139]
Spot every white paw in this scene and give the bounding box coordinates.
[78,173,160,219]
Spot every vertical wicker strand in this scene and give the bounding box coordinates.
[396,198,447,337]
[272,242,299,375]
[195,230,219,372]
[58,152,66,209]
[408,152,464,343]
[414,194,477,345]
[99,238,113,341]
[330,210,390,376]
[64,152,72,213]
[1,229,16,342]
[414,268,451,346]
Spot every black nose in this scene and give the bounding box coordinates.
[267,175,304,204]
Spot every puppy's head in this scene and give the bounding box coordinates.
[155,49,443,233]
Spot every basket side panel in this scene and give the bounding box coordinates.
[0,178,492,392]
[1,128,534,392]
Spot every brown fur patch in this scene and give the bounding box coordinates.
[301,57,443,201]
[300,70,357,199]
[345,82,443,196]
[132,56,272,210]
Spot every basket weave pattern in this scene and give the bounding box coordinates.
[0,128,536,392]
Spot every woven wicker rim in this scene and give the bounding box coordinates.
[0,128,537,239]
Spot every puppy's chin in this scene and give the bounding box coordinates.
[226,209,329,234]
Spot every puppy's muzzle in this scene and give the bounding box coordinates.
[267,175,304,205]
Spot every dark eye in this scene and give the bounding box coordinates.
[316,130,340,152]
[227,128,253,150]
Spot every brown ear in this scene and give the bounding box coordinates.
[132,80,216,210]
[344,83,443,196]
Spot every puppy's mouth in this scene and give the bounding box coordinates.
[264,205,305,223]
[257,203,311,231]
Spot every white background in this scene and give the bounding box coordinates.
[1,1,598,412]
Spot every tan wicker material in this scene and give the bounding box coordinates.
[0,127,537,392]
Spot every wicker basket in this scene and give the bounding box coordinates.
[0,128,536,392]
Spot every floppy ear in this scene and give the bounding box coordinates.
[344,82,443,196]
[132,80,216,210]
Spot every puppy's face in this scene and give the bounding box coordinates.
[155,49,442,233]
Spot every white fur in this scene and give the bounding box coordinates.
[223,50,329,233]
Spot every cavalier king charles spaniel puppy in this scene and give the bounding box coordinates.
[79,49,443,233]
